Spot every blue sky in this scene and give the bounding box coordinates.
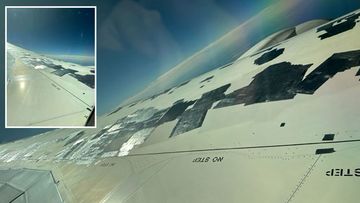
[7,7,95,57]
[1,0,360,142]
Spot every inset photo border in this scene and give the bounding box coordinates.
[5,6,97,128]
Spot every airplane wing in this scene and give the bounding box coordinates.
[1,9,360,203]
[6,43,95,126]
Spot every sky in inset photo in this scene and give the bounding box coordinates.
[7,7,95,65]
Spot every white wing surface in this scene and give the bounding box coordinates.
[1,9,360,203]
[6,43,95,126]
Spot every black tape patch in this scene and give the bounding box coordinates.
[64,131,85,146]
[322,134,335,141]
[215,62,311,108]
[315,148,335,154]
[52,68,77,77]
[70,73,95,89]
[170,84,231,137]
[356,68,360,76]
[317,12,360,40]
[107,106,123,116]
[200,76,214,83]
[297,50,360,94]
[158,100,195,124]
[254,48,285,65]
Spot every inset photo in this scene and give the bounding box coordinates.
[5,6,96,127]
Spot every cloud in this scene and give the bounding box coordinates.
[48,54,94,66]
[99,0,181,63]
